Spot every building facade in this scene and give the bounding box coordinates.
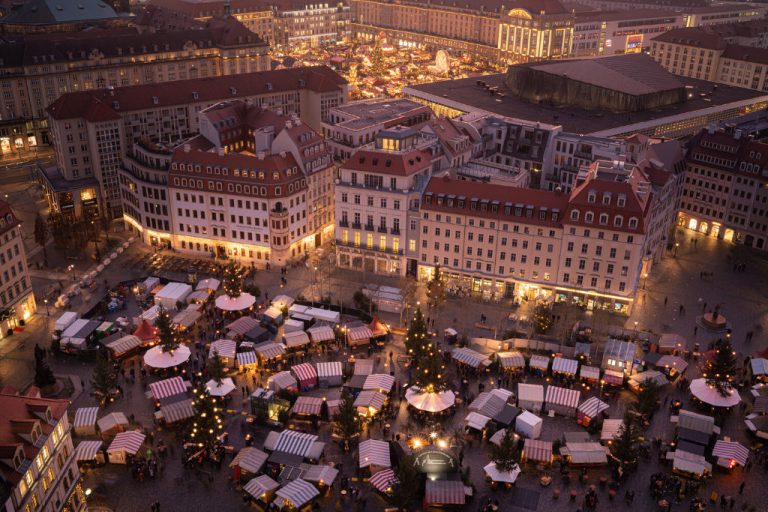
[335,127,436,277]
[572,10,683,57]
[678,126,768,250]
[124,99,334,265]
[651,27,768,92]
[0,201,36,338]
[44,66,347,218]
[0,16,269,154]
[0,391,83,512]
[498,1,574,63]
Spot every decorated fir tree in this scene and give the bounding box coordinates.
[187,384,225,449]
[222,262,242,299]
[491,428,520,473]
[91,351,117,406]
[532,303,553,334]
[207,350,226,385]
[609,413,642,468]
[405,308,430,358]
[413,338,446,393]
[634,378,660,418]
[154,305,179,353]
[426,266,446,310]
[389,455,420,508]
[702,337,738,397]
[370,37,385,78]
[332,391,361,452]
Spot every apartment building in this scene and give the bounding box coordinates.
[546,133,626,193]
[418,156,681,313]
[158,99,333,265]
[572,10,683,57]
[0,390,84,512]
[0,16,269,154]
[678,126,768,250]
[322,98,433,161]
[0,200,36,338]
[43,66,347,218]
[0,0,121,34]
[651,27,768,92]
[335,126,436,277]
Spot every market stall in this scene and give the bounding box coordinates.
[515,411,543,439]
[255,342,286,364]
[74,407,99,436]
[347,326,373,347]
[97,412,129,436]
[369,468,397,494]
[529,354,551,375]
[231,447,269,478]
[363,374,395,394]
[307,325,335,345]
[656,355,688,378]
[405,387,456,413]
[354,390,387,417]
[465,411,492,433]
[316,361,343,387]
[226,316,261,338]
[667,449,712,478]
[712,439,749,468]
[469,389,513,418]
[291,363,318,390]
[358,439,391,473]
[600,419,623,442]
[264,429,324,460]
[75,440,104,466]
[209,339,237,365]
[484,462,520,484]
[132,319,157,343]
[545,385,581,417]
[452,347,492,370]
[578,366,601,385]
[517,383,544,413]
[283,319,305,334]
[690,378,741,409]
[552,357,579,378]
[172,305,202,331]
[497,351,525,373]
[658,333,686,354]
[283,331,311,349]
[274,479,319,510]
[353,358,374,376]
[628,370,669,392]
[206,378,236,397]
[237,351,258,370]
[424,480,468,508]
[148,376,188,402]
[301,464,339,488]
[560,442,608,466]
[107,430,146,464]
[196,278,221,293]
[522,438,553,464]
[244,474,279,505]
[291,396,323,417]
[157,398,195,425]
[143,345,191,369]
[268,371,298,393]
[576,396,610,426]
[216,292,257,312]
[602,369,625,387]
[105,335,144,359]
[154,282,192,310]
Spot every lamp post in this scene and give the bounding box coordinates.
[673,243,679,257]
[43,298,49,316]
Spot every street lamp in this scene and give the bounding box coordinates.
[43,298,49,316]
[673,243,679,257]
[634,320,639,339]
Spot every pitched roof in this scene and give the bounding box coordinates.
[343,148,433,177]
[721,45,768,66]
[47,66,346,121]
[0,200,20,238]
[651,27,728,51]
[0,0,118,25]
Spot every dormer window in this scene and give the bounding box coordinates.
[585,212,594,223]
[617,194,626,207]
[587,190,596,203]
[602,193,611,205]
[599,213,608,225]
[614,215,623,227]
[570,210,579,221]
[629,217,638,229]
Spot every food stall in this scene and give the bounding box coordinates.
[517,383,544,413]
[576,396,610,426]
[545,385,581,418]
[515,410,543,439]
[316,361,343,387]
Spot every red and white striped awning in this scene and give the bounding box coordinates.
[316,361,343,379]
[498,351,525,370]
[577,396,609,419]
[74,407,98,429]
[291,363,318,389]
[529,355,551,371]
[369,468,397,493]
[237,351,258,367]
[268,371,298,392]
[307,325,335,343]
[107,431,145,456]
[359,439,391,468]
[284,331,311,348]
[256,342,286,360]
[291,396,323,416]
[301,464,339,485]
[354,390,386,412]
[149,376,187,400]
[363,374,395,393]
[209,339,237,360]
[275,479,319,509]
[579,366,601,382]
[712,440,749,467]
[230,447,269,474]
[160,398,195,424]
[326,399,342,417]
[545,385,581,410]
[244,474,279,499]
[75,440,103,461]
[348,326,373,343]
[603,369,625,386]
[452,347,491,368]
[523,439,553,463]
[425,480,466,506]
[552,357,579,375]
[273,430,319,458]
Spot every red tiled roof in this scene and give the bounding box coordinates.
[0,200,20,238]
[721,44,768,66]
[651,27,727,50]
[47,66,346,121]
[422,176,568,227]
[343,148,432,177]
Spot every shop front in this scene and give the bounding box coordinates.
[555,289,632,315]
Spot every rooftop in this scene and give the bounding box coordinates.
[652,26,729,50]
[330,98,430,131]
[0,0,118,26]
[38,166,99,192]
[405,70,767,136]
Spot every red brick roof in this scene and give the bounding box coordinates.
[47,66,346,121]
[343,148,433,177]
[422,176,568,228]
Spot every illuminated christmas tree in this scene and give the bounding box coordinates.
[222,262,242,299]
[154,305,179,353]
[187,383,225,449]
[702,337,737,397]
[370,37,384,78]
[414,340,447,393]
[405,308,429,358]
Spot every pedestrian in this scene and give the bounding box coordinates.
[739,481,745,494]
[694,326,698,336]
[729,497,736,510]
[664,296,668,305]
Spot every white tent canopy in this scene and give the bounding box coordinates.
[196,278,221,292]
[690,378,741,408]
[405,386,456,412]
[216,292,256,311]
[143,345,191,369]
[483,462,521,483]
[206,377,236,396]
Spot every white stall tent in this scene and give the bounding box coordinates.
[283,319,305,334]
[97,412,129,435]
[359,439,391,470]
[303,307,340,324]
[107,431,146,464]
[529,355,551,372]
[271,295,295,310]
[307,325,335,344]
[600,419,624,441]
[105,335,144,358]
[465,412,492,431]
[55,311,79,332]
[552,357,579,376]
[316,361,343,387]
[517,383,544,412]
[268,371,298,392]
[561,443,608,465]
[142,277,160,293]
[275,479,319,510]
[515,411,543,439]
[545,385,581,417]
[283,331,311,348]
[676,410,716,435]
[73,407,99,436]
[154,282,192,310]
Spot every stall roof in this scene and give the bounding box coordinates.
[493,404,521,426]
[465,411,492,431]
[657,355,688,373]
[552,357,579,375]
[517,383,544,404]
[363,374,395,393]
[579,366,601,381]
[677,427,711,447]
[545,385,581,410]
[97,412,129,433]
[316,361,343,378]
[149,376,187,400]
[74,407,98,429]
[107,430,145,456]
[255,342,286,360]
[348,326,373,342]
[159,399,194,424]
[600,419,623,441]
[425,480,467,506]
[669,449,712,476]
[562,443,608,464]
[529,355,551,371]
[291,396,323,416]
[577,396,609,418]
[209,339,237,360]
[359,439,391,468]
[284,331,311,348]
[196,278,220,292]
[712,440,749,467]
[469,389,513,418]
[275,479,319,509]
[369,468,397,493]
[268,371,297,391]
[452,347,492,368]
[354,390,386,411]
[307,325,335,343]
[268,429,320,458]
[523,439,553,463]
[659,333,686,351]
[678,409,715,434]
[226,316,261,337]
[75,440,103,461]
[244,474,279,499]
[629,370,669,388]
[301,464,339,485]
[353,359,375,376]
[498,351,525,370]
[230,447,269,474]
[237,351,258,367]
[105,335,143,357]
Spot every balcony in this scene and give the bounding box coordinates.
[336,239,404,255]
[390,227,401,235]
[364,224,375,232]
[339,219,349,228]
[351,222,361,230]
[377,226,388,233]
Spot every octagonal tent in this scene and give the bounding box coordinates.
[690,378,741,408]
[143,345,191,369]
[405,386,455,413]
[216,292,256,311]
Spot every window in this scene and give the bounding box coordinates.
[599,213,608,225]
[570,210,579,221]
[585,212,594,223]
[628,217,638,229]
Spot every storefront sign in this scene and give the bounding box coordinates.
[413,450,457,473]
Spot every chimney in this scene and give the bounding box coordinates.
[734,129,742,140]
[257,151,266,160]
[217,147,225,156]
[183,144,191,153]
[279,151,287,158]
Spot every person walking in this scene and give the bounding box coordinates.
[739,481,745,494]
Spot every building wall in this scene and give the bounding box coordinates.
[0,220,36,337]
